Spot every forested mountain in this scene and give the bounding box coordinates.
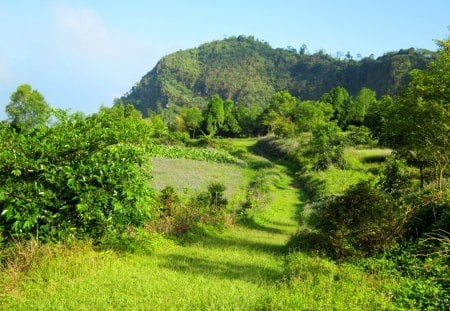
[121,35,434,115]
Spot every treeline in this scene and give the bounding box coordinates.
[118,84,391,139]
[121,35,434,116]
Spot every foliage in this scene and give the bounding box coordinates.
[348,87,377,126]
[310,122,345,170]
[364,94,394,141]
[0,104,157,242]
[5,84,52,132]
[122,36,433,118]
[262,91,299,136]
[321,86,353,128]
[295,100,333,132]
[307,181,402,259]
[403,189,450,240]
[385,36,450,189]
[205,95,225,136]
[241,171,272,218]
[202,95,241,137]
[153,183,228,235]
[376,157,412,198]
[374,240,450,310]
[180,106,203,138]
[147,144,242,164]
[345,125,376,146]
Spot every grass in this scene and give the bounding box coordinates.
[151,157,246,203]
[301,147,392,199]
[263,252,398,310]
[0,138,401,310]
[344,147,392,171]
[307,167,373,197]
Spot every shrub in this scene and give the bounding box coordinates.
[404,189,450,239]
[242,172,272,212]
[310,122,345,170]
[154,183,228,235]
[308,181,402,259]
[376,157,412,198]
[345,125,376,147]
[0,106,157,242]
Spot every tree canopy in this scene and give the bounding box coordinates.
[121,36,434,116]
[6,84,52,131]
[386,36,450,188]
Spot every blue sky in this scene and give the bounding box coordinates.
[0,0,448,118]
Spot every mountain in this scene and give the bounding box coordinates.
[121,35,435,116]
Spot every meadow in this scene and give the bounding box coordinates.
[0,139,402,310]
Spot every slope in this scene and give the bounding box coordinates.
[121,35,434,115]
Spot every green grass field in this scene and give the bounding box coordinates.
[151,157,246,204]
[0,139,401,310]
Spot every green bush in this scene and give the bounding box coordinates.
[404,189,450,239]
[380,242,450,310]
[310,122,345,170]
[241,172,272,213]
[376,157,412,198]
[154,183,228,235]
[345,125,376,147]
[0,105,157,242]
[308,181,402,259]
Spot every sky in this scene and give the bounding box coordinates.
[0,0,449,119]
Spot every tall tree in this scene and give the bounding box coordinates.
[262,91,298,136]
[220,99,241,136]
[205,95,225,136]
[321,86,352,128]
[364,95,394,141]
[348,87,377,125]
[181,106,203,138]
[295,100,333,132]
[6,84,51,131]
[387,37,450,189]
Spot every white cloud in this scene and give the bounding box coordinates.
[53,4,123,62]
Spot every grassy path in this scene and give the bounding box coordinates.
[2,140,303,310]
[2,139,399,310]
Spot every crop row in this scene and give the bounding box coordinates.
[147,144,242,164]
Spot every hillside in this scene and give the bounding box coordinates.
[121,35,434,115]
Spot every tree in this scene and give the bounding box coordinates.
[295,100,333,132]
[205,95,225,137]
[386,36,450,189]
[181,106,203,138]
[311,181,400,258]
[364,95,394,141]
[219,99,241,136]
[5,84,52,131]
[310,122,344,170]
[320,86,353,128]
[347,87,377,125]
[262,91,298,137]
[376,157,411,198]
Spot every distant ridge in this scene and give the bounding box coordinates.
[121,35,434,115]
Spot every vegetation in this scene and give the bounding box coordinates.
[0,101,158,242]
[122,36,434,119]
[1,35,449,309]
